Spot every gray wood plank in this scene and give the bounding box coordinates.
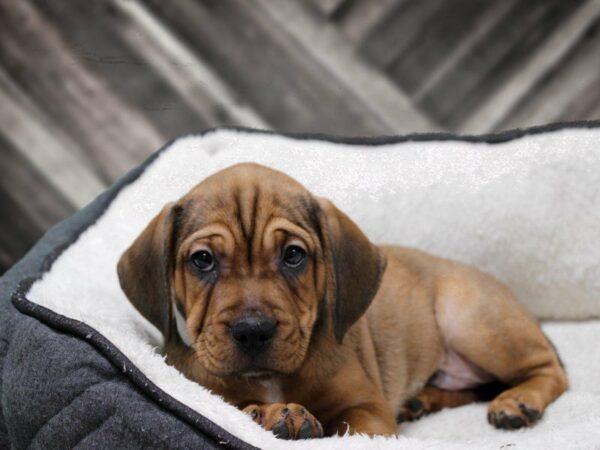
[0,70,106,208]
[33,0,267,136]
[460,0,600,133]
[0,0,165,182]
[308,0,349,17]
[255,0,436,132]
[0,189,45,275]
[0,133,74,233]
[359,0,443,69]
[142,0,393,136]
[412,0,516,102]
[0,130,74,274]
[334,0,401,43]
[113,0,268,130]
[31,0,211,140]
[387,0,498,94]
[415,0,583,130]
[498,16,600,130]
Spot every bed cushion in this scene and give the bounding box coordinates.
[2,123,600,449]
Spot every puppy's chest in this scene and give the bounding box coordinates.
[258,379,285,404]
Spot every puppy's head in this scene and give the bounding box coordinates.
[118,163,385,378]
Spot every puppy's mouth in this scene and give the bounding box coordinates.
[232,365,283,381]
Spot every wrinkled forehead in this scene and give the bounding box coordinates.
[173,166,322,245]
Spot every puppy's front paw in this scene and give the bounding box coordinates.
[487,393,541,430]
[243,403,323,439]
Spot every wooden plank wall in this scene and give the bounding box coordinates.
[1,0,599,273]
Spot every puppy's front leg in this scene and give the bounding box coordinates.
[243,403,323,440]
[319,360,398,436]
[327,401,397,437]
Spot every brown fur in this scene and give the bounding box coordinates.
[118,163,567,438]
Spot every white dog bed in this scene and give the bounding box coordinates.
[14,125,600,448]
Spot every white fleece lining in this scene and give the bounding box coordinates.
[27,129,600,449]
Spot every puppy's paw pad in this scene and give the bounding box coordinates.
[286,404,323,439]
[297,416,323,439]
[272,420,290,439]
[487,411,526,430]
[488,397,541,430]
[519,403,540,422]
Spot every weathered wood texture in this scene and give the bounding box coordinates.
[1,0,599,273]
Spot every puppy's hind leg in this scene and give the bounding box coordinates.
[435,270,568,430]
[486,367,566,429]
[397,385,479,423]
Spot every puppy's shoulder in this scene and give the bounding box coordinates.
[379,245,515,306]
[379,244,487,278]
[378,244,450,276]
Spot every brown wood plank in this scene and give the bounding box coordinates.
[0,0,165,183]
[142,0,392,136]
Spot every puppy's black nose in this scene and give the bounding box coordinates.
[230,317,277,355]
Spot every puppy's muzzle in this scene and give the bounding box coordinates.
[230,316,277,356]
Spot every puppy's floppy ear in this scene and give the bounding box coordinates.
[117,202,179,338]
[317,198,386,344]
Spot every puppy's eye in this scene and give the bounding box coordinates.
[190,250,215,272]
[282,245,306,268]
